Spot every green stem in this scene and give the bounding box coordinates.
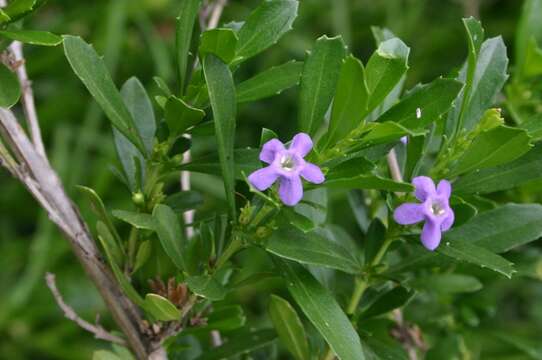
[371,236,394,266]
[346,278,367,315]
[127,227,139,272]
[214,234,243,271]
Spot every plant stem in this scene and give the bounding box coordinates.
[371,237,394,266]
[214,234,243,271]
[127,227,139,272]
[347,278,367,315]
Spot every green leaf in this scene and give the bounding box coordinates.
[437,240,515,278]
[2,0,39,22]
[165,191,204,213]
[176,0,202,93]
[266,227,362,274]
[359,122,425,147]
[152,204,186,271]
[520,114,542,140]
[299,35,346,135]
[196,329,277,360]
[360,286,414,319]
[179,148,260,180]
[0,62,20,108]
[516,0,542,76]
[0,10,11,23]
[235,0,298,61]
[365,219,386,264]
[445,203,542,253]
[165,95,205,135]
[407,274,482,294]
[112,210,155,230]
[236,60,303,103]
[0,30,62,46]
[277,259,364,360]
[377,78,463,129]
[200,28,238,63]
[523,38,542,77]
[144,293,181,321]
[450,126,532,176]
[114,77,155,190]
[404,135,425,180]
[323,175,413,192]
[268,295,310,360]
[206,305,246,331]
[93,350,122,360]
[454,143,542,194]
[133,240,152,273]
[96,221,123,269]
[202,54,237,219]
[186,275,226,301]
[365,38,409,113]
[63,35,147,155]
[326,55,368,147]
[260,128,279,146]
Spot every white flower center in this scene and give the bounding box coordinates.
[280,154,296,171]
[431,201,446,216]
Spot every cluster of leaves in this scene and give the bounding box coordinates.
[2,0,542,359]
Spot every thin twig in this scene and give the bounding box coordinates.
[45,273,127,346]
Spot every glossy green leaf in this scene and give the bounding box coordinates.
[445,203,542,253]
[323,175,413,192]
[326,55,369,147]
[268,295,310,360]
[360,122,425,147]
[63,35,146,155]
[236,60,303,103]
[0,62,20,108]
[516,0,542,76]
[235,0,298,61]
[0,30,61,46]
[152,204,185,271]
[277,259,364,360]
[299,35,346,135]
[197,329,277,360]
[360,286,414,319]
[144,293,181,321]
[365,219,386,264]
[202,54,237,219]
[454,143,542,194]
[186,275,226,301]
[266,227,362,274]
[408,274,482,294]
[377,78,463,129]
[450,126,531,176]
[200,28,238,63]
[165,95,205,135]
[365,37,409,113]
[2,0,39,22]
[404,135,425,180]
[205,305,246,331]
[112,210,155,230]
[176,0,201,92]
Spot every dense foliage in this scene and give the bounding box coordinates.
[1,0,542,359]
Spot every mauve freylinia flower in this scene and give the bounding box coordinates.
[248,133,324,206]
[393,176,455,251]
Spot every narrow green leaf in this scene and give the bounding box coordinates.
[0,9,11,23]
[112,210,155,231]
[235,0,298,61]
[360,122,425,147]
[2,0,39,22]
[196,329,277,360]
[408,274,482,294]
[165,95,205,135]
[277,259,364,360]
[360,286,414,319]
[144,293,181,321]
[63,35,146,155]
[0,62,20,108]
[0,30,62,46]
[152,204,185,271]
[323,175,413,192]
[200,28,238,63]
[515,0,542,76]
[523,38,542,77]
[236,60,303,103]
[176,0,201,93]
[96,221,123,268]
[327,55,368,147]
[266,227,362,274]
[450,126,532,176]
[299,35,345,135]
[377,78,463,129]
[454,143,542,194]
[268,295,310,360]
[404,135,425,180]
[165,191,204,213]
[133,240,152,273]
[365,219,386,264]
[179,148,260,180]
[186,275,226,301]
[202,54,237,219]
[365,38,409,113]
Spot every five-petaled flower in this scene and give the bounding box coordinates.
[248,133,325,206]
[393,176,455,251]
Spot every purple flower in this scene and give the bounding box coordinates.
[393,176,455,251]
[248,133,325,206]
[400,136,408,145]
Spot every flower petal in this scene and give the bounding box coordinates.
[412,176,437,201]
[437,179,452,199]
[300,163,325,184]
[260,139,285,164]
[289,133,313,157]
[278,175,303,206]
[248,166,279,191]
[393,203,425,225]
[440,209,455,232]
[421,220,442,251]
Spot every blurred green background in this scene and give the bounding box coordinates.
[0,1,536,359]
